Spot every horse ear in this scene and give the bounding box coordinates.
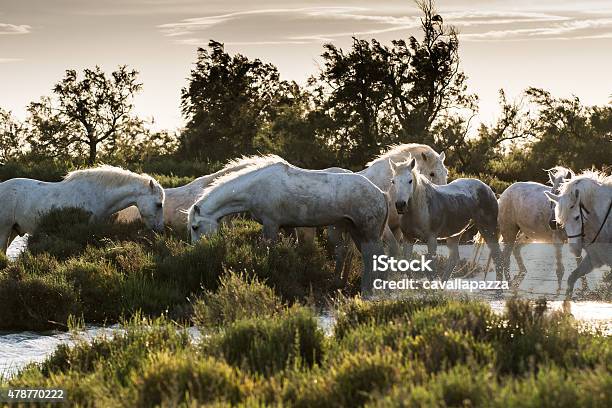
[410,158,416,170]
[547,171,555,186]
[439,151,445,162]
[421,152,428,161]
[149,179,155,190]
[193,205,200,216]
[565,171,572,180]
[388,158,397,171]
[544,191,559,203]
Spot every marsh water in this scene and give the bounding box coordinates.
[1,238,610,379]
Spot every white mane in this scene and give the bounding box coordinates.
[409,167,432,212]
[63,165,157,189]
[546,165,574,184]
[367,143,441,166]
[201,154,288,195]
[557,169,612,220]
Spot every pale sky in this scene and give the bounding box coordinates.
[1,0,611,131]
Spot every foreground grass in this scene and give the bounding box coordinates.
[0,209,358,331]
[4,278,611,407]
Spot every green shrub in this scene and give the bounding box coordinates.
[134,351,251,406]
[334,294,449,339]
[0,266,79,330]
[215,306,325,374]
[402,326,495,372]
[27,207,155,260]
[193,270,284,328]
[375,365,495,407]
[61,259,123,322]
[492,298,610,374]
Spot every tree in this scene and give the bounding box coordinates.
[311,0,476,167]
[385,0,477,142]
[0,108,25,162]
[28,66,142,164]
[180,41,288,162]
[312,38,395,166]
[523,87,611,173]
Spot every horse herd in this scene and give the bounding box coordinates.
[0,143,609,298]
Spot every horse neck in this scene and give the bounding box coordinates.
[588,185,612,238]
[199,172,260,220]
[103,181,150,216]
[360,160,393,192]
[61,177,148,218]
[408,172,431,212]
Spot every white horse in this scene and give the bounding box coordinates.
[0,165,165,252]
[325,144,448,274]
[114,157,256,229]
[497,166,579,290]
[395,158,505,281]
[545,170,612,298]
[187,155,389,294]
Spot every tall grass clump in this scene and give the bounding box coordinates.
[193,270,285,328]
[211,306,325,374]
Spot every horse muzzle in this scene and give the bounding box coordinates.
[548,217,559,231]
[395,201,407,214]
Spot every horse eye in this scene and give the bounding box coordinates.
[391,180,395,184]
[192,225,199,231]
[570,205,575,209]
[408,180,413,184]
[430,172,435,177]
[156,203,163,208]
[574,215,579,221]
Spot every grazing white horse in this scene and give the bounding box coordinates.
[114,157,256,229]
[497,166,579,290]
[395,158,505,281]
[0,165,165,252]
[545,170,612,298]
[187,155,388,294]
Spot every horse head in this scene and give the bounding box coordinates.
[390,156,416,214]
[188,203,219,242]
[137,178,165,233]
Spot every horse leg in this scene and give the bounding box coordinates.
[575,256,589,290]
[477,224,505,282]
[566,255,594,300]
[262,223,280,242]
[0,226,12,254]
[359,239,385,297]
[499,223,519,283]
[328,225,348,278]
[511,242,528,288]
[554,242,564,293]
[382,225,400,257]
[441,236,460,281]
[426,236,438,279]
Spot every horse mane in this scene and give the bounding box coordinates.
[409,165,432,211]
[366,143,440,166]
[557,169,612,219]
[201,154,288,194]
[185,155,271,190]
[546,165,574,184]
[63,165,157,189]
